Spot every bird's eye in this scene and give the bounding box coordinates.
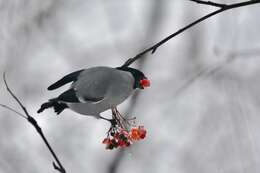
[140,79,150,88]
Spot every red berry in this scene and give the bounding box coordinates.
[106,144,114,150]
[102,138,111,144]
[119,139,125,145]
[138,126,147,139]
[130,128,140,141]
[114,132,120,139]
[139,132,146,139]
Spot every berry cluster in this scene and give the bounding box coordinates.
[102,126,147,150]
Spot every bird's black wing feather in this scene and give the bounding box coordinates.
[48,69,84,90]
[57,88,80,102]
[57,88,104,103]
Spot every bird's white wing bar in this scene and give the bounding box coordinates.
[78,95,104,104]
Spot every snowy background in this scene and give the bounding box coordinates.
[1,0,260,173]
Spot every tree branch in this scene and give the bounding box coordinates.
[0,104,27,119]
[121,0,260,67]
[189,0,227,8]
[1,73,66,173]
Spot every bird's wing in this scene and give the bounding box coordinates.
[57,88,80,102]
[48,69,84,90]
[57,88,104,103]
[72,67,114,103]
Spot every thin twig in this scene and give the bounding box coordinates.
[0,104,27,119]
[121,0,260,67]
[190,0,227,8]
[2,73,66,173]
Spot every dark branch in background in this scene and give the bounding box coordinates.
[173,47,260,98]
[0,73,66,173]
[108,1,165,172]
[121,0,260,67]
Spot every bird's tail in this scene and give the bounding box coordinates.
[37,98,68,115]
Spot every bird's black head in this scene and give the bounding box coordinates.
[116,66,150,89]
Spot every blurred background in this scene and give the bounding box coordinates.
[1,0,260,173]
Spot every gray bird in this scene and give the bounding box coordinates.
[37,66,150,121]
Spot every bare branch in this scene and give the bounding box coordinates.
[121,0,260,67]
[190,0,227,8]
[3,72,31,118]
[0,104,27,119]
[2,73,66,173]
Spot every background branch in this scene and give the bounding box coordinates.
[173,47,260,98]
[1,73,66,173]
[121,0,260,67]
[190,0,227,8]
